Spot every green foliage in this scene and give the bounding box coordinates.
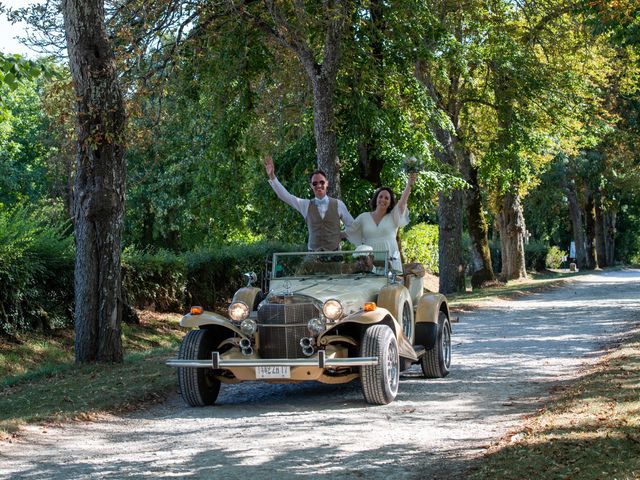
[0,77,52,207]
[185,241,301,309]
[0,54,45,105]
[0,204,74,336]
[401,223,439,274]
[489,240,552,274]
[546,246,568,269]
[122,248,187,312]
[525,240,549,272]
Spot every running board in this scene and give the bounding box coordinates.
[413,345,426,358]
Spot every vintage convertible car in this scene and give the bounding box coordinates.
[166,248,452,406]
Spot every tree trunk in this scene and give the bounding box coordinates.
[497,191,527,281]
[490,66,527,282]
[310,75,341,197]
[595,197,607,267]
[584,191,598,269]
[603,209,616,266]
[431,125,465,294]
[566,185,587,269]
[63,0,126,363]
[355,0,386,187]
[265,1,349,198]
[460,150,496,288]
[414,61,465,294]
[438,189,465,294]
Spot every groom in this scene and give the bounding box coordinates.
[264,156,354,251]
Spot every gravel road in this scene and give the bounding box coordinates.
[2,269,639,480]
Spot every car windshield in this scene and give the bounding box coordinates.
[272,250,389,278]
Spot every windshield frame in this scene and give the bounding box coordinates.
[271,250,390,279]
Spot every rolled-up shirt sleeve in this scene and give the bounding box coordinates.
[268,177,309,218]
[338,200,354,227]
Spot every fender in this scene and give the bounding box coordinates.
[322,308,416,361]
[324,308,401,338]
[376,283,413,324]
[232,287,263,311]
[414,293,450,349]
[180,311,243,337]
[377,283,414,343]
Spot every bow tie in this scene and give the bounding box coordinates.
[315,197,329,205]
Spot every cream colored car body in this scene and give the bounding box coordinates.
[168,250,451,406]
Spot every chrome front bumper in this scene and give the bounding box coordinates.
[166,350,378,369]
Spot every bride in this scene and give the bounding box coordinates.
[346,173,417,272]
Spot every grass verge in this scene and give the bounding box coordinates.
[470,326,640,479]
[447,269,581,311]
[0,311,184,439]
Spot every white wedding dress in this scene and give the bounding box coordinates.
[346,205,409,271]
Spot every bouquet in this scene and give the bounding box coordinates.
[403,155,424,174]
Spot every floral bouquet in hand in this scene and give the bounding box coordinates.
[403,154,424,174]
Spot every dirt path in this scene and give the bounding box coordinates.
[2,269,639,479]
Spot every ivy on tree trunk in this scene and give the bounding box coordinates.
[461,150,496,288]
[63,0,126,363]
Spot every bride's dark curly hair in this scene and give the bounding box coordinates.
[369,187,396,214]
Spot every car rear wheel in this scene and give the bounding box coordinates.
[421,312,451,378]
[177,329,221,406]
[360,325,399,405]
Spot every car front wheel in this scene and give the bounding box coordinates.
[360,324,399,405]
[177,329,221,406]
[421,312,451,378]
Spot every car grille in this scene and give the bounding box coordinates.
[257,302,319,359]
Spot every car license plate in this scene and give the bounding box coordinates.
[255,366,290,379]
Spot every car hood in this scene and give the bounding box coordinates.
[268,276,387,316]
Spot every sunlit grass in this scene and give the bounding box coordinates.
[446,266,619,309]
[0,311,185,438]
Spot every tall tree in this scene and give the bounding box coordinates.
[478,0,599,280]
[253,1,351,197]
[62,0,126,362]
[415,0,495,291]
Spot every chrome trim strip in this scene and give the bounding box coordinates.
[166,354,378,369]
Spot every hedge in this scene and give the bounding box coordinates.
[0,206,74,336]
[1,216,300,334]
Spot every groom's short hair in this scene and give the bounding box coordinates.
[308,170,328,183]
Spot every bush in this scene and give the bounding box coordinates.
[1,207,302,332]
[545,245,567,269]
[185,241,301,310]
[400,223,439,274]
[0,204,74,335]
[489,240,551,274]
[122,248,187,312]
[525,240,548,272]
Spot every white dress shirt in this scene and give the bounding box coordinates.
[268,177,354,226]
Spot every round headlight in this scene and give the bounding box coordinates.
[307,317,325,335]
[322,299,343,321]
[240,318,257,336]
[228,301,249,322]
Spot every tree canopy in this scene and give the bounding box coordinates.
[1,0,639,355]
